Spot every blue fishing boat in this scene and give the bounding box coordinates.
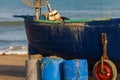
[15,0,120,79]
[24,16,120,61]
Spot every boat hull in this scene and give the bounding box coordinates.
[24,16,120,61]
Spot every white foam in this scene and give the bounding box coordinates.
[0,46,28,55]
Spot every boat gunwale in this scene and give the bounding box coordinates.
[34,17,111,24]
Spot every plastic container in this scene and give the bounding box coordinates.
[63,59,88,80]
[40,57,64,80]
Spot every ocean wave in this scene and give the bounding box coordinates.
[0,39,26,42]
[0,46,28,55]
[0,20,24,25]
[60,10,120,19]
[0,20,24,28]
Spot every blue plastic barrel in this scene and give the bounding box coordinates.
[40,57,64,80]
[63,59,88,80]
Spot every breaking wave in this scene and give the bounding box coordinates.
[0,46,28,55]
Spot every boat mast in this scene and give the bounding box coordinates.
[21,0,48,20]
[35,0,40,20]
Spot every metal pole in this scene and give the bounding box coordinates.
[47,1,52,12]
[35,0,40,20]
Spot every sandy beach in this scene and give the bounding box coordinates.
[0,55,27,80]
[0,54,119,80]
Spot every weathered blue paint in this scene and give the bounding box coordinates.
[63,59,88,80]
[23,16,120,61]
[40,57,64,80]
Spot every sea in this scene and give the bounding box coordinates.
[1,0,120,54]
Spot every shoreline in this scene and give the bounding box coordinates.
[0,46,28,55]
